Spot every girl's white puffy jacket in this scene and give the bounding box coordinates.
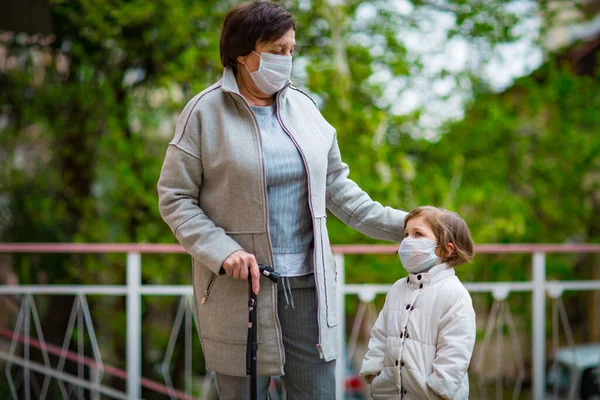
[360,263,476,399]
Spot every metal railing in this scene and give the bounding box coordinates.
[1,243,600,399]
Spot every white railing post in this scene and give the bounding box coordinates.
[532,252,546,400]
[24,296,31,400]
[335,253,345,400]
[90,366,100,400]
[127,252,141,400]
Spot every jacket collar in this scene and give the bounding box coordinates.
[406,263,454,289]
[220,67,291,101]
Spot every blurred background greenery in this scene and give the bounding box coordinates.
[0,0,599,398]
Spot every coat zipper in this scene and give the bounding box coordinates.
[274,91,324,359]
[200,273,217,304]
[230,91,285,365]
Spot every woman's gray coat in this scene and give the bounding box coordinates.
[157,67,406,377]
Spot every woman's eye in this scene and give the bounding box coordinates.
[403,232,409,238]
[415,232,422,237]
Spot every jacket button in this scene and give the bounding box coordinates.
[401,361,405,366]
[404,390,407,394]
[405,305,410,310]
[410,306,414,311]
[405,332,409,338]
[400,332,403,338]
[417,274,422,280]
[419,284,423,289]
[395,360,399,366]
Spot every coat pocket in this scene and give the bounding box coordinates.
[370,367,398,399]
[193,260,262,344]
[315,216,338,327]
[200,273,217,304]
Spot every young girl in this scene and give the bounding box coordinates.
[360,206,476,399]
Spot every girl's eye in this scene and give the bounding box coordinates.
[403,232,409,238]
[415,232,422,237]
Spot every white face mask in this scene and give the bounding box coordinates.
[245,51,292,95]
[398,238,441,273]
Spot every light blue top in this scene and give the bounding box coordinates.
[251,104,313,276]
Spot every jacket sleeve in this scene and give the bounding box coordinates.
[325,133,406,242]
[157,106,243,275]
[360,294,390,377]
[426,287,476,399]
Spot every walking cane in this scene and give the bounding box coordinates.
[247,265,280,400]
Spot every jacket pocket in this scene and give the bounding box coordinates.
[370,367,398,399]
[315,216,338,327]
[193,260,262,344]
[402,367,437,399]
[200,273,217,304]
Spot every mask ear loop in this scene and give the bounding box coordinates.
[242,51,261,74]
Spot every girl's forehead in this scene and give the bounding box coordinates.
[406,215,436,233]
[407,215,428,227]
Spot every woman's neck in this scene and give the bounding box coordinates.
[235,72,275,107]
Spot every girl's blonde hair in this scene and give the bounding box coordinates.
[404,206,474,266]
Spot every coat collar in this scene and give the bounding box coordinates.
[406,263,454,289]
[220,67,292,101]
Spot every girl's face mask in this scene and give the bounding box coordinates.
[398,238,440,273]
[245,51,292,95]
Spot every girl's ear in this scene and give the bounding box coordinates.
[445,242,455,257]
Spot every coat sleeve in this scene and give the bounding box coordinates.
[157,104,243,275]
[360,293,390,377]
[325,133,406,242]
[426,287,476,399]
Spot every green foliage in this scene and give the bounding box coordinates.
[2,0,597,391]
[436,63,600,242]
[377,62,600,307]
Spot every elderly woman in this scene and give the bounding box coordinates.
[157,1,406,398]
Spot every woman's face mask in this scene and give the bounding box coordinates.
[398,238,440,273]
[245,51,292,95]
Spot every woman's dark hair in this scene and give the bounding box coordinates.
[220,1,296,72]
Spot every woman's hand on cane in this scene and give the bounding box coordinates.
[223,250,261,294]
